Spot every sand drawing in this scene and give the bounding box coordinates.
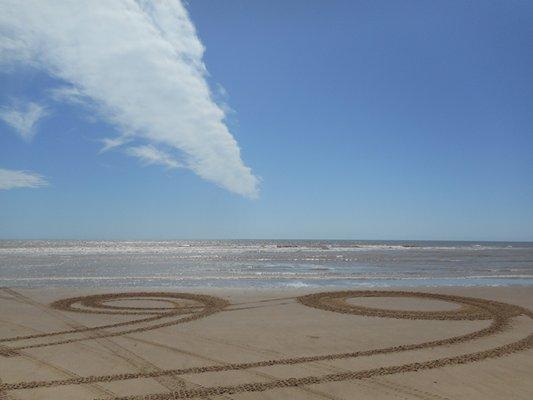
[0,290,531,399]
[0,291,228,352]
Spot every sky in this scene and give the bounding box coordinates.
[0,0,532,241]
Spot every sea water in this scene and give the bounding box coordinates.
[1,240,532,288]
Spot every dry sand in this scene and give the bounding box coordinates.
[0,285,532,399]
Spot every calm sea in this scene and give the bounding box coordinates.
[1,240,532,288]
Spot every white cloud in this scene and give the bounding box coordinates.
[0,0,259,198]
[0,102,48,141]
[0,168,48,190]
[126,145,182,169]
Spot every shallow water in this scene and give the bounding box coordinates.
[0,240,532,287]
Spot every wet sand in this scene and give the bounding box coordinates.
[0,286,532,399]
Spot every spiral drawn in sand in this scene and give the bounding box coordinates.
[0,292,228,353]
[0,290,531,399]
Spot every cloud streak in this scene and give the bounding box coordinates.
[0,168,48,190]
[126,145,182,169]
[0,102,48,141]
[0,0,259,197]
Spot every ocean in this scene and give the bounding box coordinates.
[1,240,532,288]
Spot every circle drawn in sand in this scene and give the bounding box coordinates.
[51,292,225,316]
[297,290,525,321]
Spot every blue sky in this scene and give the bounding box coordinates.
[0,0,532,241]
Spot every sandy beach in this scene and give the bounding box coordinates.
[2,0,532,397]
[0,285,531,400]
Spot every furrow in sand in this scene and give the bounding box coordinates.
[98,335,533,400]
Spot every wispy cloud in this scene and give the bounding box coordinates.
[126,145,182,169]
[100,136,131,154]
[0,102,48,141]
[0,0,259,198]
[0,168,48,190]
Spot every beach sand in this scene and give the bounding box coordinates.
[0,286,532,399]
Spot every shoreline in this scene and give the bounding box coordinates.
[2,278,533,291]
